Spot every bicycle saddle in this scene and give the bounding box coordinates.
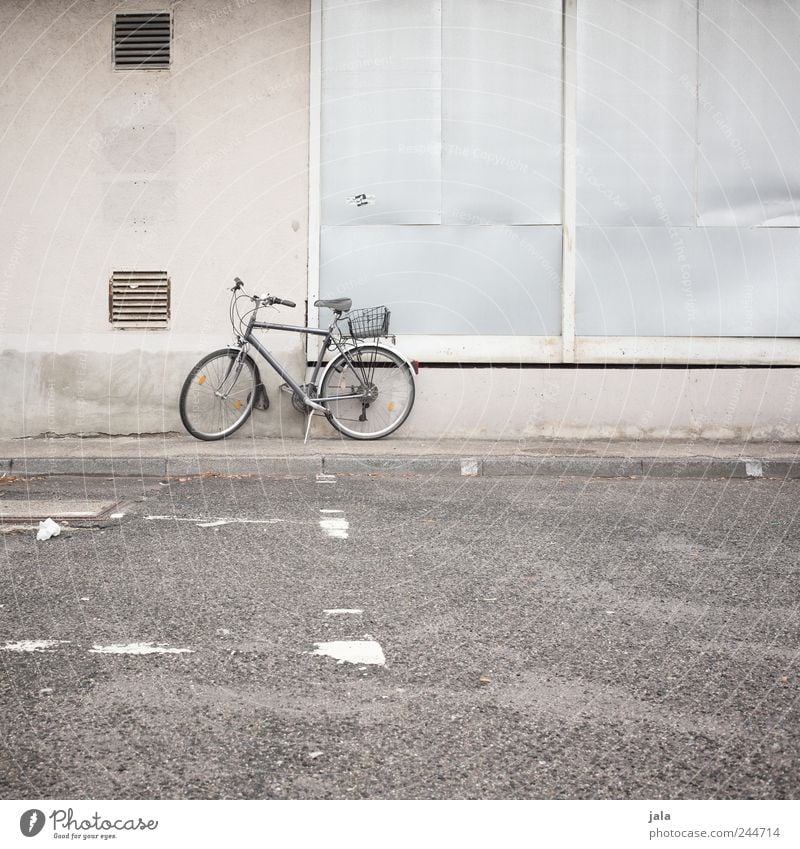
[314,298,352,312]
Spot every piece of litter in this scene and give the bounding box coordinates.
[110,513,125,519]
[216,628,231,636]
[80,597,90,602]
[312,640,385,666]
[745,460,763,478]
[779,676,790,685]
[323,609,363,616]
[308,751,324,759]
[36,518,61,541]
[316,473,336,483]
[461,459,479,477]
[39,687,54,696]
[479,676,492,685]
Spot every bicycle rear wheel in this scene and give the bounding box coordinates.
[320,345,415,439]
[179,348,258,441]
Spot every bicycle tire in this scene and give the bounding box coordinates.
[179,348,258,441]
[319,345,415,440]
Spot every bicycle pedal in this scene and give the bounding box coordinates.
[254,382,269,411]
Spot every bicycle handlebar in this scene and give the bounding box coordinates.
[231,278,295,308]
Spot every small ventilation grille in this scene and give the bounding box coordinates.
[113,12,172,69]
[109,271,170,328]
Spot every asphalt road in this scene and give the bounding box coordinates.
[1,471,798,799]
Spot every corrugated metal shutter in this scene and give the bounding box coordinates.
[109,271,170,328]
[113,12,172,69]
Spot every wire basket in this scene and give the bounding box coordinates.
[345,305,390,338]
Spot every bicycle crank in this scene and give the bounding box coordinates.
[291,383,318,414]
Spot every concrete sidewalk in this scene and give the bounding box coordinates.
[2,433,800,479]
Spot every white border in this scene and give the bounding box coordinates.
[306,0,323,359]
[561,0,577,363]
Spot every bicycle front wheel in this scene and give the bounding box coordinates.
[179,348,258,441]
[320,345,415,439]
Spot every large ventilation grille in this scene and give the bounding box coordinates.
[109,271,170,328]
[113,12,172,69]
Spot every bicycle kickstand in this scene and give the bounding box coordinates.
[303,409,315,445]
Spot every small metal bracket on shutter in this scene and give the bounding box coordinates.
[113,12,172,70]
[109,271,170,329]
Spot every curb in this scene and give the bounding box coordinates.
[4,454,800,479]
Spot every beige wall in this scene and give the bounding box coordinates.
[0,0,312,436]
[2,0,799,442]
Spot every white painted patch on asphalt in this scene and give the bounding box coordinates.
[110,513,125,519]
[89,642,194,655]
[323,609,363,616]
[312,640,385,665]
[745,460,763,478]
[1,640,69,652]
[461,458,479,477]
[316,473,336,483]
[319,509,348,539]
[145,515,283,526]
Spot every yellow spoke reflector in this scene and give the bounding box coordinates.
[235,400,242,410]
[198,375,207,385]
[387,401,396,412]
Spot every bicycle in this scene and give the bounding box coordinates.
[179,277,417,441]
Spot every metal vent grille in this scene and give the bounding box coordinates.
[113,12,172,69]
[109,271,170,328]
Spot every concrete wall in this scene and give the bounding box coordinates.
[1,1,799,442]
[0,0,312,437]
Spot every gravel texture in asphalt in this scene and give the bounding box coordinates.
[0,471,798,799]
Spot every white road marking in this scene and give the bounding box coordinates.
[89,643,194,655]
[312,640,385,666]
[1,640,69,652]
[110,513,125,519]
[323,609,363,616]
[316,473,336,483]
[319,508,348,539]
[461,458,480,477]
[145,515,284,526]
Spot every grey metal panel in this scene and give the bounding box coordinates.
[442,0,562,225]
[576,226,800,336]
[320,225,562,335]
[576,0,697,226]
[321,0,442,224]
[697,0,800,226]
